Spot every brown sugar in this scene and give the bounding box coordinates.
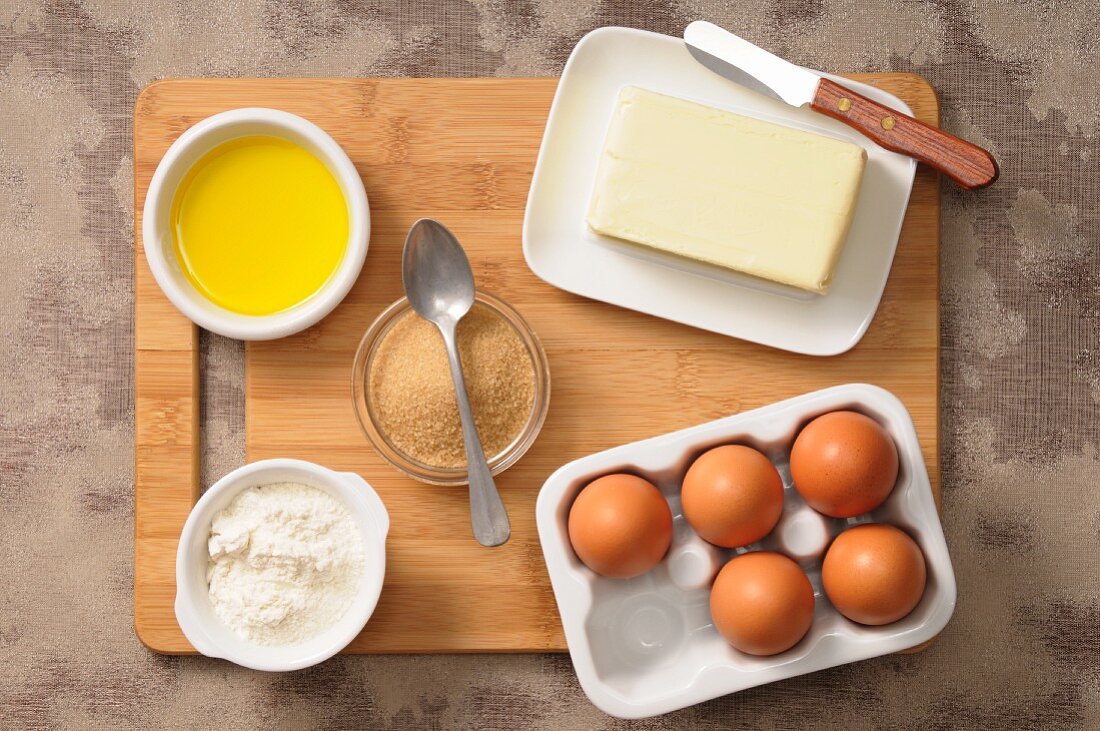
[367,303,536,469]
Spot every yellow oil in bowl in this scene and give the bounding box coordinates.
[171,135,349,316]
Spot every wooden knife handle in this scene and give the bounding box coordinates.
[811,77,998,190]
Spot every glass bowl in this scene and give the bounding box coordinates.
[352,291,551,486]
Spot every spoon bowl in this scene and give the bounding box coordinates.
[402,219,475,326]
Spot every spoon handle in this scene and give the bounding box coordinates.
[439,325,511,547]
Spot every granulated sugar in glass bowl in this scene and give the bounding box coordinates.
[352,291,550,485]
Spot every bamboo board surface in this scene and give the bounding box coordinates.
[134,76,940,654]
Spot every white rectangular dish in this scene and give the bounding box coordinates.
[522,27,917,356]
[535,384,955,719]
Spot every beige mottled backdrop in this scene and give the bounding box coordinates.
[1,1,1097,728]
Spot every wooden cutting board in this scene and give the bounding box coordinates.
[134,76,939,654]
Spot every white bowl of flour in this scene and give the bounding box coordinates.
[174,458,388,670]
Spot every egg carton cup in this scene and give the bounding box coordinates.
[535,383,956,719]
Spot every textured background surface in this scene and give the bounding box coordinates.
[1,1,1097,728]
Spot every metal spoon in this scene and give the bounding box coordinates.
[401,218,510,547]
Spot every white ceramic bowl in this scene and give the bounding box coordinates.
[142,107,370,340]
[174,459,389,671]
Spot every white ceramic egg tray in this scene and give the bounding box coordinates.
[535,383,956,719]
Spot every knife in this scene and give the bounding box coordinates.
[684,21,998,190]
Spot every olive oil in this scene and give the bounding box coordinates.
[171,135,349,316]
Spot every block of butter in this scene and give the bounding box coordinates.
[587,87,867,294]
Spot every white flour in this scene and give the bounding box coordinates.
[206,482,365,646]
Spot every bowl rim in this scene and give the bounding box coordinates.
[142,107,369,341]
[352,291,551,486]
[174,458,388,671]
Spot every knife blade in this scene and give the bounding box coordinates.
[683,21,999,190]
[685,20,820,107]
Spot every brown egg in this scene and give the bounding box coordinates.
[568,474,673,579]
[790,410,899,518]
[709,552,815,656]
[822,523,927,625]
[682,445,784,548]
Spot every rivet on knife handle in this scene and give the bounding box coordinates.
[812,77,998,190]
